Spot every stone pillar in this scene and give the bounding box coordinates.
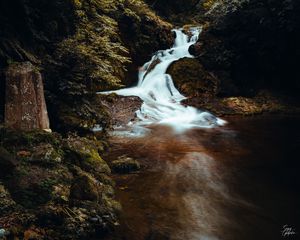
[5,62,50,131]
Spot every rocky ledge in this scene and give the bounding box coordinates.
[167,57,300,116]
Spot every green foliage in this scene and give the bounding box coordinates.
[56,0,131,96]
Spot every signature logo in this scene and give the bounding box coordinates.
[281,225,297,238]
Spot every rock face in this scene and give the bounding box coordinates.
[5,62,50,131]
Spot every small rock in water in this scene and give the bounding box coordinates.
[202,112,218,125]
[111,155,141,174]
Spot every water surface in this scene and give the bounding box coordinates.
[104,115,300,240]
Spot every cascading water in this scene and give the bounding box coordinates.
[99,27,226,133]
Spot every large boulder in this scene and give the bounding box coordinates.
[167,58,218,99]
[5,62,50,131]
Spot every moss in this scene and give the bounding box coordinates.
[84,149,111,174]
[0,127,62,154]
[102,196,122,213]
[53,0,131,95]
[70,175,99,201]
[64,136,111,175]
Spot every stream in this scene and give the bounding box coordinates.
[105,116,299,240]
[101,28,225,135]
[101,28,299,240]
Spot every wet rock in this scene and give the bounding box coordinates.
[111,156,141,174]
[100,94,142,127]
[143,58,161,78]
[0,147,17,178]
[167,58,218,99]
[70,175,101,202]
[188,42,202,56]
[5,62,50,131]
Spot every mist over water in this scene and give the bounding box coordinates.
[99,28,225,134]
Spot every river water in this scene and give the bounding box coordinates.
[105,115,300,240]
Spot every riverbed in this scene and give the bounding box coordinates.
[104,115,300,240]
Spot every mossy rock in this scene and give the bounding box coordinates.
[167,58,218,98]
[0,127,61,150]
[27,143,63,166]
[111,156,141,174]
[64,136,111,175]
[69,175,101,202]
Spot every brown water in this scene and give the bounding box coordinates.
[104,115,300,240]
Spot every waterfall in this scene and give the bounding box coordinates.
[99,27,226,133]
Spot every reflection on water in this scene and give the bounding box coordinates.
[104,115,300,240]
